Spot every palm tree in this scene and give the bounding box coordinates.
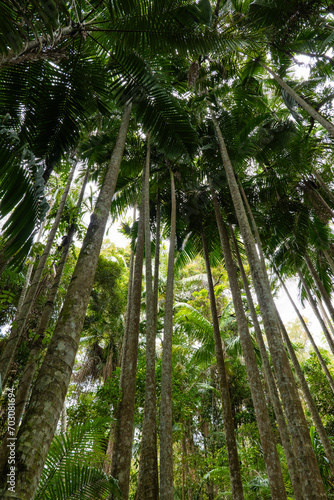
[2,103,132,499]
[160,168,177,500]
[137,135,159,499]
[209,106,327,498]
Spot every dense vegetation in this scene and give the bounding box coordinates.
[2,0,334,498]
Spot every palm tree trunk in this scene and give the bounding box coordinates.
[298,270,334,356]
[120,203,137,380]
[312,170,334,206]
[275,268,334,395]
[0,161,76,388]
[210,108,327,499]
[153,189,161,331]
[2,103,132,500]
[210,197,287,499]
[0,167,91,480]
[137,135,159,500]
[201,229,245,500]
[260,62,334,137]
[317,296,334,337]
[230,228,304,500]
[160,169,177,500]
[323,249,334,277]
[305,253,334,324]
[278,313,334,476]
[111,164,146,499]
[16,218,48,315]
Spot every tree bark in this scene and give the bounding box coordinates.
[160,170,177,500]
[275,268,334,395]
[298,270,334,357]
[305,253,334,325]
[111,161,146,499]
[230,229,304,500]
[260,62,334,138]
[312,170,334,206]
[201,229,245,500]
[317,297,334,337]
[137,134,159,500]
[2,103,132,500]
[210,108,327,499]
[278,313,334,476]
[0,161,76,388]
[210,197,287,499]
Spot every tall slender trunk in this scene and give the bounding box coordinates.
[120,203,137,377]
[111,166,146,499]
[230,229,303,500]
[260,62,334,137]
[137,135,159,500]
[0,161,76,388]
[210,108,327,499]
[313,170,334,206]
[201,229,245,500]
[16,218,48,315]
[278,313,334,476]
[104,203,137,476]
[2,103,132,500]
[160,170,177,500]
[299,270,334,357]
[317,296,334,337]
[210,198,287,499]
[153,189,161,332]
[0,167,91,482]
[323,249,334,278]
[275,268,334,395]
[305,253,334,324]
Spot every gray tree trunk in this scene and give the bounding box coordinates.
[2,103,132,500]
[278,313,334,476]
[299,270,334,357]
[137,135,159,500]
[260,62,334,138]
[202,229,245,500]
[305,253,334,325]
[230,228,303,500]
[0,161,76,388]
[210,195,287,499]
[111,163,146,499]
[313,170,334,206]
[160,170,177,500]
[210,108,327,499]
[0,166,91,482]
[275,268,334,395]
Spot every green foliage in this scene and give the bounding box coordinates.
[35,417,120,500]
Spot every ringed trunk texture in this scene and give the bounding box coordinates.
[278,314,334,476]
[2,103,131,500]
[201,230,245,500]
[160,170,177,500]
[137,135,159,500]
[111,165,146,499]
[260,62,334,138]
[230,229,303,500]
[210,108,327,499]
[210,199,287,499]
[0,161,76,388]
[275,268,334,395]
